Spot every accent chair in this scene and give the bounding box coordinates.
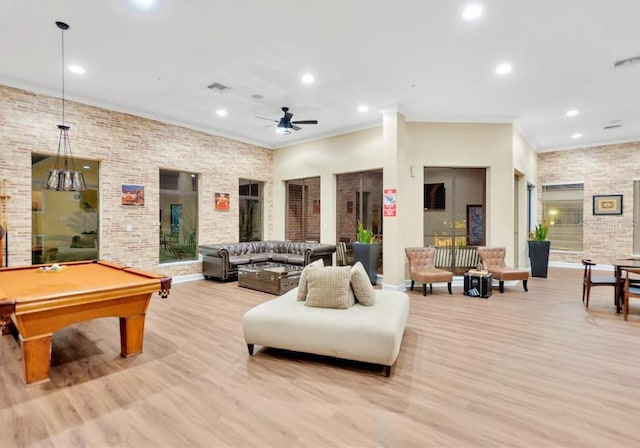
[405,247,453,296]
[476,246,529,293]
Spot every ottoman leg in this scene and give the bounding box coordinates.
[247,344,254,355]
[523,280,528,292]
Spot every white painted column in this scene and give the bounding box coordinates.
[381,109,409,290]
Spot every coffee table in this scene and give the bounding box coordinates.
[238,262,303,295]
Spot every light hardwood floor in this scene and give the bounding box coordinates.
[2,267,640,447]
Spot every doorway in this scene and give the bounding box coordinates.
[423,167,486,274]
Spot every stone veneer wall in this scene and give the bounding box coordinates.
[537,141,640,263]
[0,85,273,277]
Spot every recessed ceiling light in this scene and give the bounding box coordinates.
[566,109,579,117]
[462,4,483,21]
[495,63,512,75]
[358,105,369,113]
[68,65,85,74]
[571,133,582,139]
[301,73,315,84]
[83,165,90,170]
[216,109,227,117]
[132,0,154,9]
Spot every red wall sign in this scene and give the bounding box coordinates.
[383,188,397,217]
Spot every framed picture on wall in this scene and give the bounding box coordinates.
[466,204,484,245]
[171,204,182,234]
[215,192,230,211]
[593,194,623,215]
[121,184,144,206]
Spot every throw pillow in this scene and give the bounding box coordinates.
[305,266,354,309]
[296,258,324,301]
[350,262,376,306]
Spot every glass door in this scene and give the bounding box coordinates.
[336,170,383,272]
[424,167,486,274]
[239,179,263,242]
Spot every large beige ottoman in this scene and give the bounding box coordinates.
[242,288,410,376]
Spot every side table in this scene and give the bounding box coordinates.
[463,270,492,298]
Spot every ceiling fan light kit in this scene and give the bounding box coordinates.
[257,106,318,135]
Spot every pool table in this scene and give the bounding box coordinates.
[0,260,171,384]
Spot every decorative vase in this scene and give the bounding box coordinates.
[352,242,381,285]
[528,240,551,278]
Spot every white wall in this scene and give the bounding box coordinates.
[406,122,516,261]
[513,127,539,266]
[272,127,384,243]
[272,118,538,283]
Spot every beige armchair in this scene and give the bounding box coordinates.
[477,246,529,293]
[405,247,453,296]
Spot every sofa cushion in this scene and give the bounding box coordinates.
[249,253,271,263]
[297,259,324,301]
[305,266,354,309]
[271,253,288,263]
[229,255,251,266]
[285,254,305,265]
[350,262,376,306]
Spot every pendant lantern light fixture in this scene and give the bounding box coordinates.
[45,21,86,192]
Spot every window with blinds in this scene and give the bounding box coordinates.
[542,183,584,251]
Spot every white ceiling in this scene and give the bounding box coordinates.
[1,0,639,151]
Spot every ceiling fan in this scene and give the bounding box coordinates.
[257,107,318,134]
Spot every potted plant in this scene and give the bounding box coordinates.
[352,220,381,285]
[528,222,551,278]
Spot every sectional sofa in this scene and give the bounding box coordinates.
[198,241,336,281]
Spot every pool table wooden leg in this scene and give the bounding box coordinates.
[21,334,52,384]
[119,315,146,357]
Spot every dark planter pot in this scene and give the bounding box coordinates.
[352,242,381,285]
[528,240,551,278]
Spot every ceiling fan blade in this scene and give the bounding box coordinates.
[292,120,318,125]
[291,124,302,131]
[256,116,277,122]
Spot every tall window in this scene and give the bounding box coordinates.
[285,177,320,242]
[336,170,383,243]
[542,183,583,251]
[239,179,263,242]
[336,170,383,272]
[31,154,100,264]
[160,170,198,263]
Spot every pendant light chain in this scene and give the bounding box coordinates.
[45,21,86,192]
[61,24,65,126]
